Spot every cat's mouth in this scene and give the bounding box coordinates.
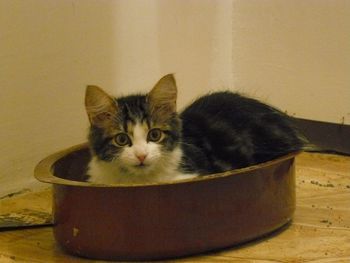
[134,163,148,168]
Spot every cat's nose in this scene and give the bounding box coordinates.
[136,154,147,163]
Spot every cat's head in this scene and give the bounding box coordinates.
[85,74,181,176]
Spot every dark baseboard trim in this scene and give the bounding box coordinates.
[294,118,350,155]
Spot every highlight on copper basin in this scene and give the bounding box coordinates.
[35,143,298,261]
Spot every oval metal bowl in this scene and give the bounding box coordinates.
[35,143,297,261]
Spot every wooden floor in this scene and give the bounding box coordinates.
[0,152,349,262]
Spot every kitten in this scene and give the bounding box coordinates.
[85,74,306,184]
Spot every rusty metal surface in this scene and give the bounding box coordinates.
[0,209,52,229]
[0,189,53,229]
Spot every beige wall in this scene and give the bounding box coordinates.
[231,0,350,124]
[1,0,118,194]
[1,0,349,195]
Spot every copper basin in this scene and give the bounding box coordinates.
[34,143,297,261]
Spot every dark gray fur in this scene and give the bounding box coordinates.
[89,91,306,175]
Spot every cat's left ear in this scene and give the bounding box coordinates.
[148,74,177,121]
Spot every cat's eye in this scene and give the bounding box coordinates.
[147,128,162,142]
[114,133,130,146]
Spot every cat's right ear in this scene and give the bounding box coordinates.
[85,85,117,127]
[148,74,177,122]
